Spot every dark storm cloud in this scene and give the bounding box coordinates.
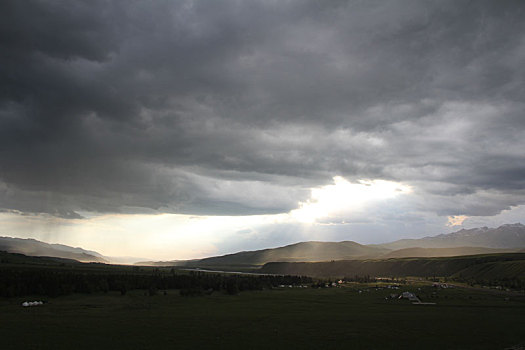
[1,0,525,217]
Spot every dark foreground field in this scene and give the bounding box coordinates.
[1,284,523,350]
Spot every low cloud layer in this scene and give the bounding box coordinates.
[1,0,525,221]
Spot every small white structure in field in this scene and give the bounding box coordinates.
[22,301,44,307]
[399,292,419,302]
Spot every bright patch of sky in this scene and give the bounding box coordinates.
[447,215,469,227]
[291,177,412,224]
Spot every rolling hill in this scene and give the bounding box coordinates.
[137,241,390,268]
[197,241,389,265]
[0,237,108,263]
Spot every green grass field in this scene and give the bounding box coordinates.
[1,283,523,350]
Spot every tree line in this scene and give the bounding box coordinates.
[0,266,312,298]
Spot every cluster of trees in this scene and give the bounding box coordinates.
[0,267,312,298]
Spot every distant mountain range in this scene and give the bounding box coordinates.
[137,223,525,268]
[2,223,524,267]
[375,223,525,250]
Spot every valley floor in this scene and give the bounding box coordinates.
[1,283,524,350]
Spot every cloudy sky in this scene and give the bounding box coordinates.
[1,0,524,260]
